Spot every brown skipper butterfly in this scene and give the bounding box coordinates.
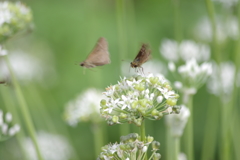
[80,37,111,68]
[130,44,151,72]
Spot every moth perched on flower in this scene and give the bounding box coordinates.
[100,74,180,126]
[130,44,151,73]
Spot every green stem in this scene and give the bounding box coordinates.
[185,95,194,160]
[205,0,221,64]
[173,137,180,160]
[3,55,43,160]
[173,0,182,42]
[92,122,104,157]
[166,127,173,160]
[116,0,127,60]
[220,103,230,160]
[140,119,147,160]
[201,96,219,160]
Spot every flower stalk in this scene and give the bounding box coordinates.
[185,95,193,160]
[3,55,43,160]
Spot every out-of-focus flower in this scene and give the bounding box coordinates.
[168,59,212,103]
[97,133,161,160]
[178,152,187,160]
[165,105,190,137]
[121,59,168,77]
[160,39,210,63]
[0,1,33,43]
[207,61,235,103]
[212,0,238,8]
[193,16,238,42]
[0,110,20,141]
[23,131,73,160]
[100,74,180,126]
[64,88,103,126]
[0,49,57,86]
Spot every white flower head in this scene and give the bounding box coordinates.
[98,133,160,160]
[100,74,179,126]
[0,110,20,140]
[160,39,179,62]
[23,131,73,160]
[165,105,190,137]
[207,61,235,103]
[64,88,103,126]
[177,58,212,90]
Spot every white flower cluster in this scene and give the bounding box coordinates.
[169,59,212,95]
[0,1,32,43]
[0,110,20,141]
[212,0,238,7]
[64,88,103,126]
[100,74,180,126]
[0,48,57,86]
[160,39,210,63]
[165,105,190,137]
[207,61,236,103]
[97,133,161,160]
[194,16,238,42]
[23,131,73,160]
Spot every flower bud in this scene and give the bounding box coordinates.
[112,115,119,123]
[147,136,154,143]
[166,98,177,106]
[153,153,161,160]
[151,109,159,116]
[152,141,160,150]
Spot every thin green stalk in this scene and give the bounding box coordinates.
[173,0,182,42]
[204,0,221,64]
[185,95,194,160]
[201,96,219,160]
[0,87,28,159]
[220,103,231,160]
[116,0,127,60]
[140,120,147,160]
[3,55,43,160]
[166,127,173,160]
[173,137,180,160]
[92,122,104,157]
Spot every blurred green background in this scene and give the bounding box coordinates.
[0,0,240,159]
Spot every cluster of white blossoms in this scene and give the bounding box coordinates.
[0,1,32,43]
[194,16,238,42]
[100,74,180,126]
[168,59,212,102]
[165,105,190,137]
[64,88,103,126]
[212,0,238,8]
[0,46,57,86]
[0,110,20,141]
[97,133,161,160]
[160,39,210,63]
[23,131,73,160]
[207,61,236,103]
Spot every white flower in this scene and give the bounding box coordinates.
[168,62,176,72]
[23,131,73,160]
[165,105,190,137]
[100,74,179,126]
[207,61,235,102]
[193,16,239,42]
[8,124,20,136]
[5,112,12,123]
[64,88,103,126]
[174,81,183,89]
[0,2,12,26]
[160,39,179,62]
[160,39,210,63]
[178,152,187,160]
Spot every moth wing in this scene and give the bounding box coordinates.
[85,37,111,66]
[133,44,151,64]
